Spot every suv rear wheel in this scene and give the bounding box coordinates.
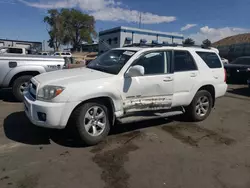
[12,75,32,102]
[73,101,110,145]
[186,90,213,122]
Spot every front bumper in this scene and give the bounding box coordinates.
[24,92,78,129]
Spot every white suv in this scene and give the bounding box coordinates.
[24,46,227,145]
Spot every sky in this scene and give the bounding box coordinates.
[0,0,250,46]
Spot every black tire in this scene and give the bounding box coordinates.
[185,90,213,122]
[72,101,110,146]
[12,75,33,102]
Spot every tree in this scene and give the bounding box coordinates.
[183,38,195,45]
[61,9,96,51]
[44,9,65,51]
[44,8,96,51]
[202,39,212,47]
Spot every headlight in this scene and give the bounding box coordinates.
[37,85,65,101]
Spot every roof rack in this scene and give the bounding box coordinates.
[123,43,211,49]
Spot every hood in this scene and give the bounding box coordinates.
[33,67,113,86]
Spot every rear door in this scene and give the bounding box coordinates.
[172,50,200,106]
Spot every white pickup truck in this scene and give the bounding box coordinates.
[24,46,227,145]
[0,54,67,101]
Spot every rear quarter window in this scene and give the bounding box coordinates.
[196,52,222,68]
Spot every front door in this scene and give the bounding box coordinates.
[122,51,174,113]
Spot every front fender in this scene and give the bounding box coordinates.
[63,83,123,115]
[3,66,46,87]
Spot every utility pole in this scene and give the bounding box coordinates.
[139,12,142,29]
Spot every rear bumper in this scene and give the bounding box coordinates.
[215,83,228,98]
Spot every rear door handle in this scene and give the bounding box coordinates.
[190,73,197,77]
[214,76,219,79]
[163,77,173,82]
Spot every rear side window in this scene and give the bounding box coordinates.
[66,53,71,55]
[196,52,222,68]
[8,48,23,54]
[174,51,197,72]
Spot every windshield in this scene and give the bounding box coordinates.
[231,58,250,65]
[87,49,137,74]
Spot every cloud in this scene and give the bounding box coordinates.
[188,26,250,44]
[0,0,16,4]
[181,24,197,31]
[92,7,176,24]
[18,0,176,24]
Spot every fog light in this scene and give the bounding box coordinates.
[37,112,46,122]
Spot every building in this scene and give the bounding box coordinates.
[0,39,42,53]
[98,26,184,53]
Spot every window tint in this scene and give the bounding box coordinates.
[196,52,222,68]
[134,51,165,75]
[174,51,197,72]
[8,48,23,54]
[55,53,60,55]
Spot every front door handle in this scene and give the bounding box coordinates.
[190,73,197,77]
[163,77,173,82]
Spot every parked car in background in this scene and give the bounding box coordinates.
[53,51,72,58]
[221,57,229,64]
[0,54,68,101]
[24,46,227,145]
[247,79,250,89]
[224,56,250,83]
[38,52,50,56]
[0,47,27,55]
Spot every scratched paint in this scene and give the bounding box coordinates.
[123,96,172,113]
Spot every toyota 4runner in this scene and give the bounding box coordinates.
[24,46,227,145]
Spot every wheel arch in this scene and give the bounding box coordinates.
[9,71,40,87]
[196,84,215,107]
[69,96,117,126]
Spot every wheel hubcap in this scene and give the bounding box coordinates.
[195,96,209,117]
[84,106,106,137]
[20,82,29,94]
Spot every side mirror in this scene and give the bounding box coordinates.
[125,65,145,77]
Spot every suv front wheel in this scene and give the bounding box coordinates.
[186,90,213,122]
[73,101,110,145]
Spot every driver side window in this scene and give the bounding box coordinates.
[133,51,167,75]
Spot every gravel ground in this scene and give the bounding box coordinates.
[0,85,250,188]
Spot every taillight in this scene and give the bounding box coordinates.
[224,68,227,82]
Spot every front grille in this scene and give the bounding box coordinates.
[29,81,37,100]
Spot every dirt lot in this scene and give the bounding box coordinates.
[0,85,250,188]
